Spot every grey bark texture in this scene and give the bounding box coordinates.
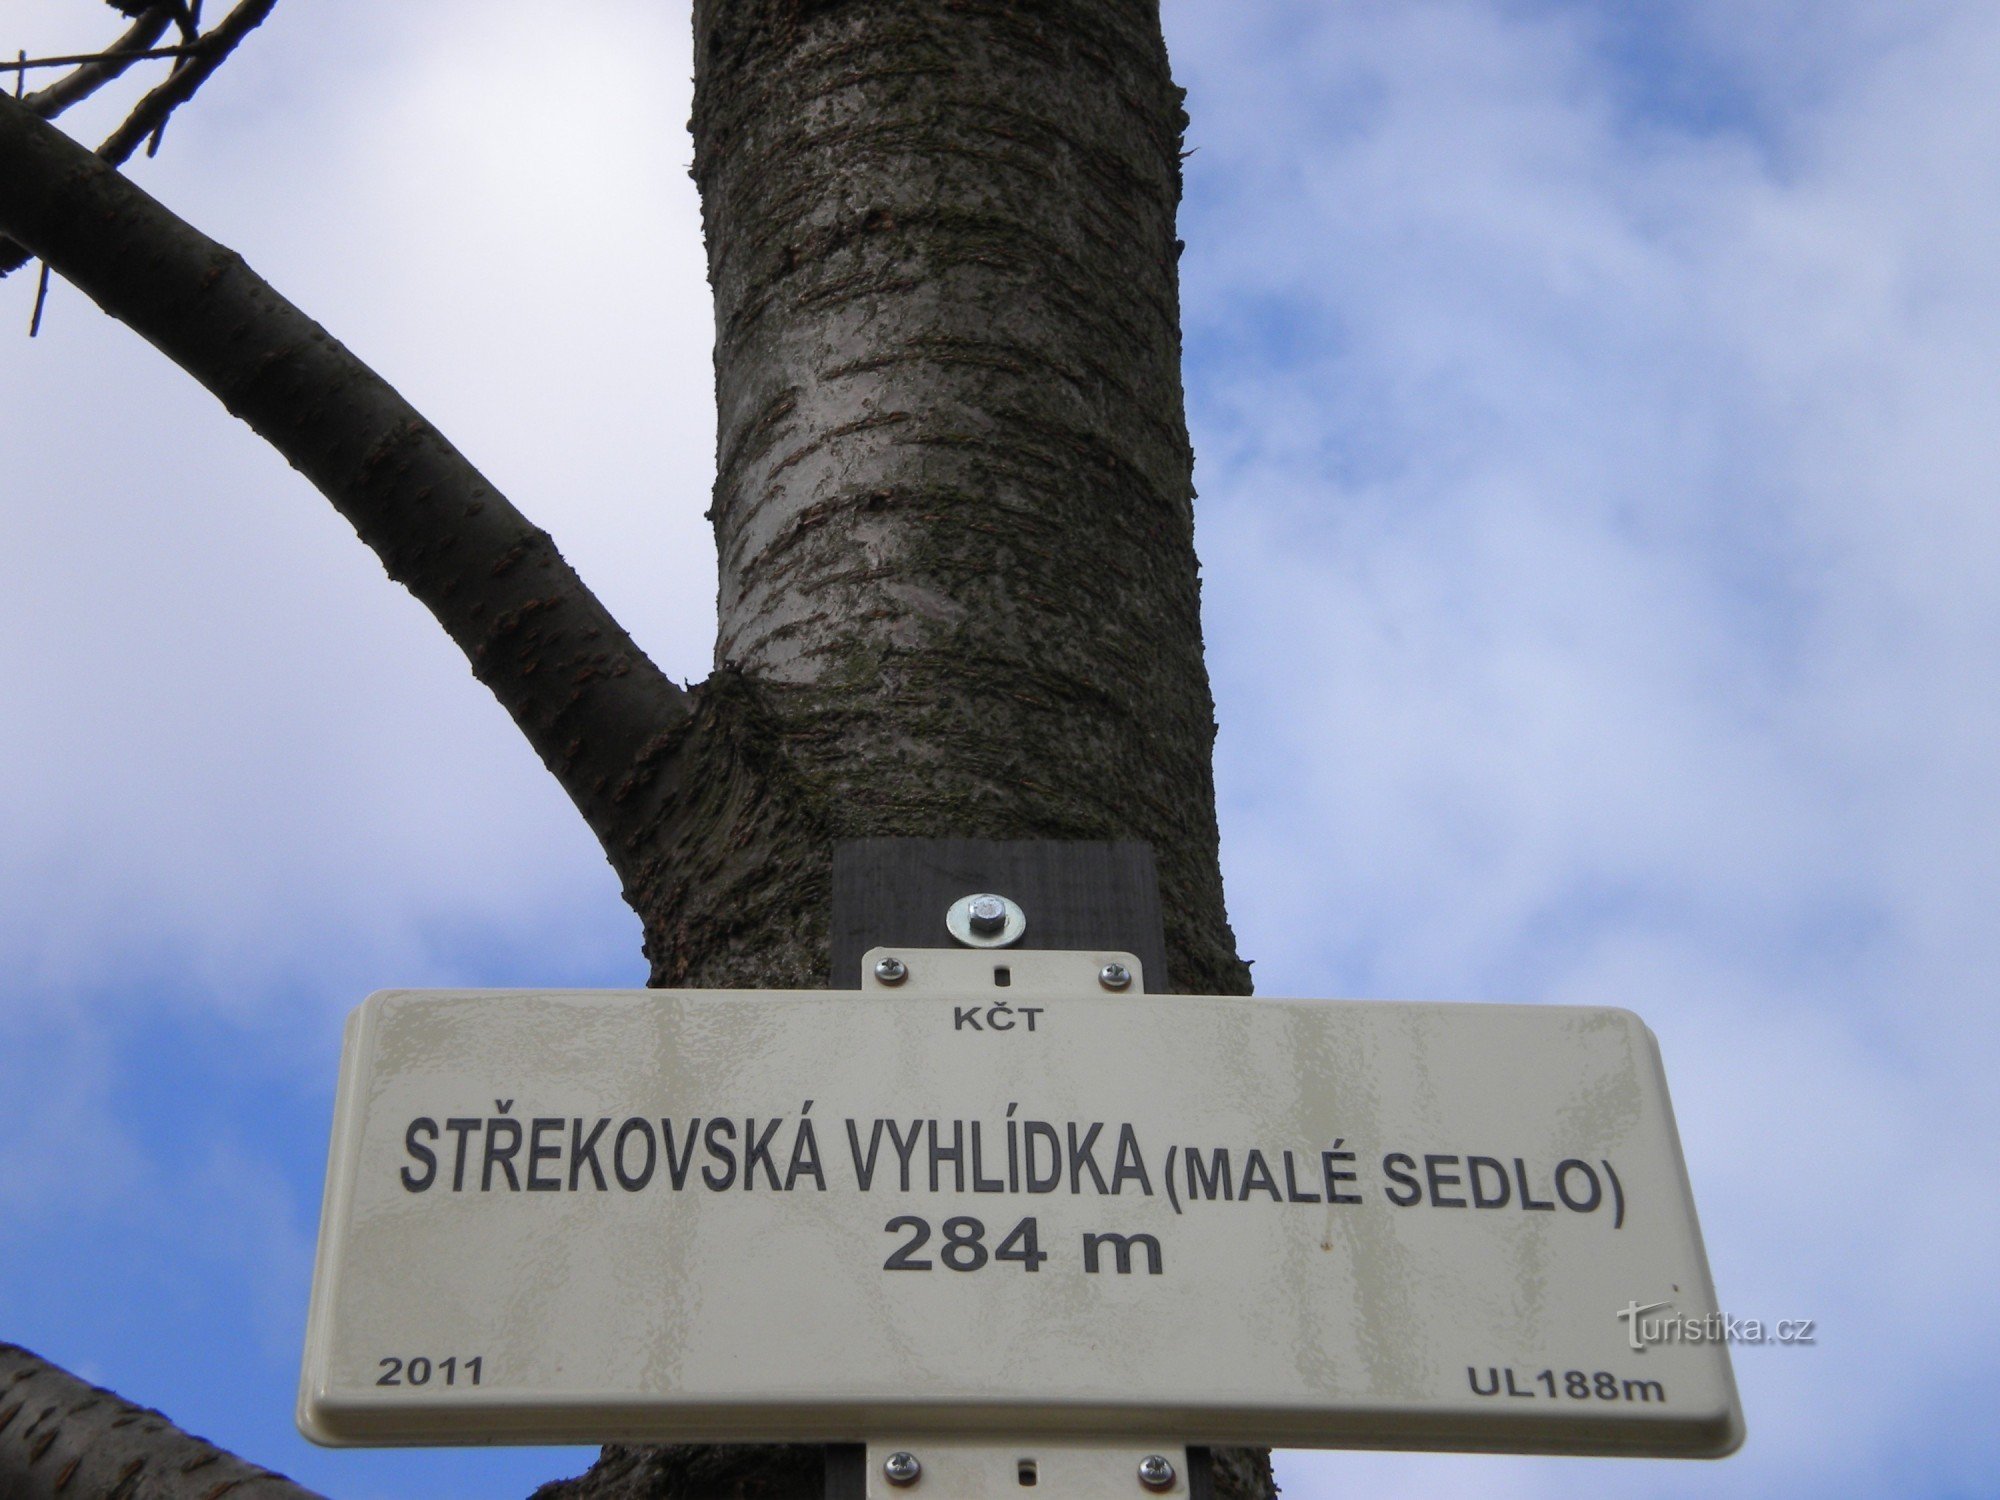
[627,0,1249,1008]
[549,3,1267,1499]
[0,2,1272,1498]
[0,1342,328,1500]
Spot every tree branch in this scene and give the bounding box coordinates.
[0,1342,328,1500]
[0,89,693,884]
[93,0,275,169]
[1,0,279,278]
[19,7,175,120]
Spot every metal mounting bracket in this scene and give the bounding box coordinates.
[833,1440,1208,1500]
[861,945,1148,997]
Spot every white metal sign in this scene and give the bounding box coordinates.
[298,949,1742,1457]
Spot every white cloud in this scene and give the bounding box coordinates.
[1169,1,2000,1492]
[4,1,1997,1495]
[1,0,715,1010]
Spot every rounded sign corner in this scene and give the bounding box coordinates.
[1698,1402,1748,1459]
[295,1385,350,1449]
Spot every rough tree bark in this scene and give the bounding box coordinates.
[0,2,1271,1498]
[0,1343,328,1500]
[628,0,1247,998]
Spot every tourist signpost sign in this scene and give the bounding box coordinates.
[299,947,1743,1462]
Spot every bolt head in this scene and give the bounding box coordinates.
[967,893,1008,933]
[1138,1454,1176,1491]
[874,956,908,985]
[1100,961,1132,990]
[884,1451,922,1486]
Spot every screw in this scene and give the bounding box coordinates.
[1100,961,1132,991]
[1138,1454,1176,1491]
[967,893,1008,934]
[875,956,908,985]
[884,1451,922,1487]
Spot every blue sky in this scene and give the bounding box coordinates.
[4,3,1997,1497]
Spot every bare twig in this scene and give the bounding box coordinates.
[27,259,49,335]
[0,0,279,278]
[147,0,204,155]
[94,0,278,166]
[16,14,183,116]
[12,44,191,82]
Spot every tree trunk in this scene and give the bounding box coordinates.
[0,2,1270,1495]
[551,3,1267,1499]
[627,0,1247,996]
